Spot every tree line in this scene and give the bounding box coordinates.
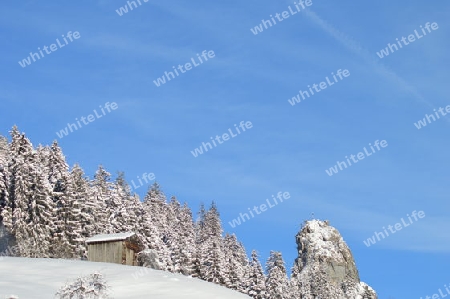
[0,126,304,299]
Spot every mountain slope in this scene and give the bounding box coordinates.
[0,257,251,299]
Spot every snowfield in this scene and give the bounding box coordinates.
[0,257,251,299]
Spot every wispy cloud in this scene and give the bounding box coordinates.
[302,9,442,112]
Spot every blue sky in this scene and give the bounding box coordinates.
[1,0,449,298]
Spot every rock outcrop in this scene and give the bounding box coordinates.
[291,220,377,299]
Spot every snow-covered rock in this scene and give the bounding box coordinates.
[292,220,377,299]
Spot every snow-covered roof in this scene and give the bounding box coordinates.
[85,232,136,244]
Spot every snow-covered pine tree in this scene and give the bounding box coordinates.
[165,196,181,273]
[69,164,95,258]
[141,219,169,270]
[91,165,113,234]
[168,201,196,275]
[142,183,172,270]
[180,203,197,275]
[130,193,150,249]
[265,251,292,299]
[108,172,139,234]
[0,135,11,251]
[25,156,55,257]
[197,202,227,285]
[246,250,267,299]
[41,142,73,258]
[192,203,206,278]
[143,182,168,233]
[0,135,9,223]
[4,128,56,257]
[223,233,250,293]
[289,261,302,299]
[1,126,21,234]
[4,127,38,256]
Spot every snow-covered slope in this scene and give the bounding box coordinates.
[0,257,251,299]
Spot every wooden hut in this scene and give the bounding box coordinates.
[86,232,144,266]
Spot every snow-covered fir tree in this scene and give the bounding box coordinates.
[26,157,55,257]
[4,127,46,256]
[168,201,196,275]
[247,250,267,299]
[193,203,206,278]
[197,202,228,285]
[43,142,73,257]
[223,233,250,293]
[0,135,9,224]
[92,165,113,234]
[68,164,95,257]
[5,129,62,257]
[142,183,172,270]
[163,195,180,273]
[108,172,138,234]
[265,251,292,299]
[144,182,168,234]
[290,261,302,299]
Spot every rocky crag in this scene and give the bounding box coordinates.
[291,220,377,299]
